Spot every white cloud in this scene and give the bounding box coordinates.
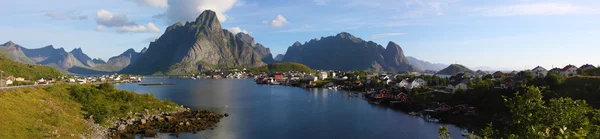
[96,9,134,27]
[45,12,87,20]
[129,0,168,8]
[162,0,237,23]
[270,15,290,28]
[95,26,105,32]
[313,0,327,6]
[370,33,407,38]
[481,2,598,16]
[116,23,161,33]
[227,27,249,34]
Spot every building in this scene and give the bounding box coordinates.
[304,75,318,82]
[273,73,284,79]
[580,64,596,71]
[532,66,548,78]
[447,82,468,93]
[317,72,328,80]
[15,77,25,82]
[398,79,409,88]
[408,78,427,90]
[329,72,336,79]
[561,65,578,76]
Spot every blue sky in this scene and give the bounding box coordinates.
[1,0,599,70]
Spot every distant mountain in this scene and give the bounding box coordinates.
[407,56,447,71]
[122,10,270,75]
[0,41,142,75]
[282,32,416,72]
[99,48,143,71]
[437,64,474,75]
[274,54,285,61]
[0,41,35,64]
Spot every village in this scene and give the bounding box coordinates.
[0,73,144,89]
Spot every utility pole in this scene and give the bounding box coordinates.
[1,70,3,87]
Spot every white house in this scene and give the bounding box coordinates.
[317,72,328,80]
[408,78,427,90]
[68,78,76,83]
[6,80,13,85]
[336,76,348,81]
[532,66,548,78]
[304,75,318,82]
[15,77,25,82]
[329,72,336,79]
[447,82,468,93]
[561,65,578,76]
[398,79,409,88]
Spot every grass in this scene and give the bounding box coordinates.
[0,83,179,138]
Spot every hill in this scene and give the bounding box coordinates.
[0,54,63,80]
[437,64,474,75]
[249,62,313,73]
[282,32,416,72]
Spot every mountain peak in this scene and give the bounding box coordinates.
[141,47,148,53]
[124,48,137,53]
[193,10,221,30]
[71,48,83,53]
[3,41,15,46]
[336,32,355,39]
[292,41,302,47]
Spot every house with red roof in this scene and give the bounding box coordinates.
[561,65,578,76]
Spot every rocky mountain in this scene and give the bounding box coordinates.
[281,32,416,72]
[274,54,285,61]
[0,41,142,74]
[0,41,35,64]
[407,56,447,71]
[437,64,474,75]
[100,48,143,71]
[122,10,270,75]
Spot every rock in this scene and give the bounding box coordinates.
[179,122,184,126]
[185,122,190,126]
[224,113,229,117]
[140,119,147,124]
[165,116,174,122]
[118,125,126,131]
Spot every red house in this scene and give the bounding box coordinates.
[273,73,284,79]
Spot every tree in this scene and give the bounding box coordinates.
[518,70,535,81]
[493,71,505,79]
[544,73,565,89]
[438,126,452,139]
[483,74,493,80]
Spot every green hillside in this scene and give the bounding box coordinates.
[437,64,474,75]
[249,62,313,73]
[0,54,63,80]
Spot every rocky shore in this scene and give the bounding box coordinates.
[107,106,227,138]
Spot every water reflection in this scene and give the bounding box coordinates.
[116,79,465,139]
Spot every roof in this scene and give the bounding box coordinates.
[532,66,547,71]
[562,65,577,71]
[580,64,596,69]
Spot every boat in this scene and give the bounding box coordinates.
[461,129,470,136]
[191,77,197,80]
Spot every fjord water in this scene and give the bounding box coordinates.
[115,78,465,139]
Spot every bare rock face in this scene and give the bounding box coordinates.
[0,41,35,64]
[282,32,416,72]
[122,10,270,75]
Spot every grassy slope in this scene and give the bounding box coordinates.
[0,54,63,79]
[0,86,88,138]
[248,62,313,73]
[0,84,179,138]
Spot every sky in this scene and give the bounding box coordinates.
[1,0,599,70]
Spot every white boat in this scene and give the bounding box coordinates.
[461,129,470,136]
[191,77,197,80]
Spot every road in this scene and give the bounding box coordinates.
[0,84,51,90]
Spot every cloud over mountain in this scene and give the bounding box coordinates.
[161,0,237,23]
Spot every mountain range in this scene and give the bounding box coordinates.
[121,10,273,75]
[281,32,416,72]
[1,10,466,75]
[0,41,145,75]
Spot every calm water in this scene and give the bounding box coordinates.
[115,78,465,139]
